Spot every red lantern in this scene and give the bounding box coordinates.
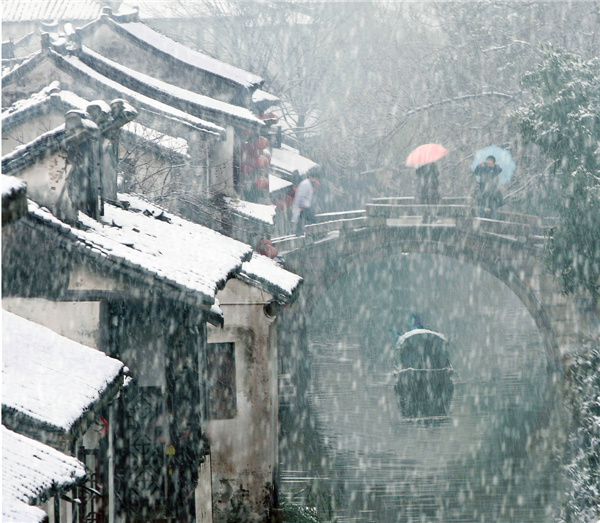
[254,155,269,169]
[254,177,269,190]
[254,136,269,150]
[241,163,254,174]
[243,142,259,157]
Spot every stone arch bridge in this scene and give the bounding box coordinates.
[274,197,591,370]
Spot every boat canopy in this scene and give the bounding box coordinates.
[395,329,449,370]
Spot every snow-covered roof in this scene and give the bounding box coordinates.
[1,82,62,124]
[2,310,126,433]
[122,122,190,158]
[59,51,226,136]
[2,426,86,523]
[224,197,277,226]
[2,175,29,225]
[27,194,253,307]
[239,253,302,303]
[121,0,214,19]
[252,89,280,113]
[2,125,68,176]
[98,17,263,90]
[80,45,264,127]
[269,174,293,194]
[270,144,319,180]
[2,0,103,23]
[2,175,27,201]
[2,50,226,138]
[252,89,280,106]
[2,83,191,160]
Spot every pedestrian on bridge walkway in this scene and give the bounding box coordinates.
[474,155,503,219]
[291,174,320,236]
[415,162,441,204]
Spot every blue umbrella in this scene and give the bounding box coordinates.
[471,145,516,185]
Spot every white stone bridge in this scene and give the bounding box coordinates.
[274,197,592,370]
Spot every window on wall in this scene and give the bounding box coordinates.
[207,342,237,419]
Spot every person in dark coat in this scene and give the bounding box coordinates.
[474,155,503,219]
[415,162,441,204]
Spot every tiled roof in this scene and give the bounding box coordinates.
[26,194,253,307]
[2,50,227,138]
[270,144,319,180]
[2,310,126,433]
[79,45,264,127]
[1,175,28,225]
[2,426,85,523]
[2,0,103,23]
[269,174,293,194]
[239,253,302,304]
[1,125,68,176]
[99,17,263,90]
[120,0,214,20]
[225,197,277,226]
[1,83,191,160]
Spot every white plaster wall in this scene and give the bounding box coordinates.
[68,265,126,292]
[210,126,235,196]
[11,152,68,210]
[206,279,278,520]
[195,455,214,522]
[2,113,65,153]
[3,59,84,106]
[2,298,101,348]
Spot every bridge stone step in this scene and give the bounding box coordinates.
[366,203,473,219]
[315,210,366,223]
[468,217,542,239]
[371,196,473,205]
[305,216,368,235]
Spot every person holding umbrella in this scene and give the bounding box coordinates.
[415,163,441,204]
[474,155,503,219]
[471,145,516,219]
[405,144,448,205]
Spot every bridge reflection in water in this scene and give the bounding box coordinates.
[278,246,568,521]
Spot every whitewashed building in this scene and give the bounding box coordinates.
[2,309,127,521]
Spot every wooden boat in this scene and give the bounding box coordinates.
[393,329,454,417]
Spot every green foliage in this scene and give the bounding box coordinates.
[518,49,600,302]
[558,342,600,523]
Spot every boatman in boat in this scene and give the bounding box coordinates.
[408,312,424,330]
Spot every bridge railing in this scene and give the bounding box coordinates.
[272,197,555,252]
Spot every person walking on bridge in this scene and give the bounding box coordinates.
[415,162,441,204]
[474,155,503,219]
[291,174,320,236]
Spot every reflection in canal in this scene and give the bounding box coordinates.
[279,254,568,522]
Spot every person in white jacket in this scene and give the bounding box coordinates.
[291,175,319,236]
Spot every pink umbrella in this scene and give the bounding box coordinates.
[405,144,449,168]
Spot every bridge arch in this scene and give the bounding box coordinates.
[282,224,561,369]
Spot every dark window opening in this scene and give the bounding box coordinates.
[207,342,237,419]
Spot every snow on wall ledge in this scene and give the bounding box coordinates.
[1,174,26,199]
[225,197,277,225]
[270,144,319,178]
[2,310,125,432]
[241,253,302,300]
[2,425,86,523]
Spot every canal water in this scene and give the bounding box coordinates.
[279,253,569,522]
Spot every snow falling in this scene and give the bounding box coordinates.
[2,1,599,522]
